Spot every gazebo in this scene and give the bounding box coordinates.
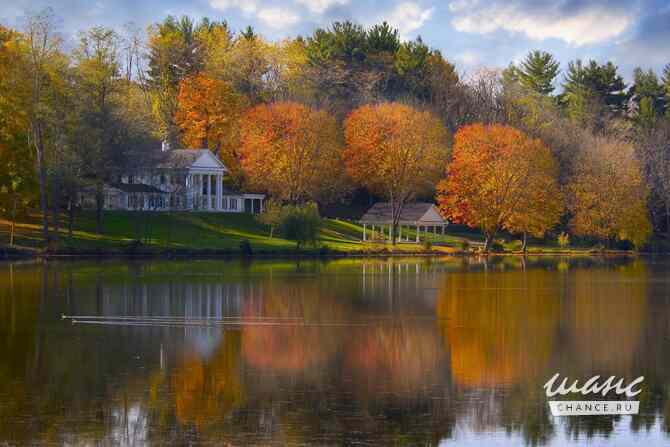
[359,202,448,243]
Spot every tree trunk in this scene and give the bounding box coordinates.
[35,139,49,244]
[483,233,493,253]
[9,194,17,247]
[95,182,104,234]
[68,197,74,239]
[50,178,60,243]
[522,232,528,253]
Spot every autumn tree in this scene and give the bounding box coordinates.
[239,102,345,203]
[20,9,67,242]
[175,74,248,181]
[568,135,651,248]
[345,103,449,243]
[437,124,562,252]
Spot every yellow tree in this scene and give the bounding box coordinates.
[344,103,449,243]
[437,124,562,251]
[569,136,652,248]
[239,101,345,203]
[175,74,248,181]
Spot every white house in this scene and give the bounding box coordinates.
[82,149,265,213]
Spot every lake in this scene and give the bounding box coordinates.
[1,256,669,446]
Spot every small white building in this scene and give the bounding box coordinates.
[82,149,265,213]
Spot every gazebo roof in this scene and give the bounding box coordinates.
[360,202,447,225]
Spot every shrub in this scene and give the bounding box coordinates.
[422,239,433,251]
[490,241,504,253]
[460,240,470,252]
[279,202,322,249]
[239,239,253,256]
[557,232,570,248]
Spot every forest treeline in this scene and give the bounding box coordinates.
[1,9,670,250]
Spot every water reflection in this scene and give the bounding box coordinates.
[0,257,668,445]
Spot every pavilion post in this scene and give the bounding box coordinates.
[363,223,367,241]
[416,225,420,243]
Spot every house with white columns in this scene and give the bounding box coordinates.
[82,149,265,213]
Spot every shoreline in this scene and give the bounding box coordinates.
[0,245,643,261]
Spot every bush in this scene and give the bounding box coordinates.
[239,239,253,256]
[279,202,322,249]
[557,232,570,248]
[422,239,433,251]
[490,241,504,253]
[460,240,470,252]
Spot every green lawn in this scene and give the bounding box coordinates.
[0,211,610,256]
[0,211,464,255]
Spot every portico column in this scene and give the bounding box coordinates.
[205,175,211,210]
[217,175,223,210]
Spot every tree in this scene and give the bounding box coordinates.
[638,121,670,234]
[256,199,282,238]
[504,50,560,96]
[561,59,627,127]
[629,68,665,130]
[20,9,66,243]
[344,103,449,243]
[437,124,562,252]
[568,135,651,248]
[239,102,345,203]
[277,202,322,249]
[175,74,248,181]
[147,15,207,146]
[71,26,122,233]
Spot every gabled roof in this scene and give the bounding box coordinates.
[360,202,447,225]
[156,149,227,171]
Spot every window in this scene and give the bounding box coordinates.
[160,174,166,184]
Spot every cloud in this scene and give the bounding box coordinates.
[257,7,301,28]
[455,50,480,66]
[294,0,349,14]
[210,0,301,29]
[383,2,433,39]
[209,0,259,14]
[618,6,670,66]
[450,1,635,46]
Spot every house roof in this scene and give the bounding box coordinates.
[360,202,447,225]
[156,149,226,171]
[110,183,168,194]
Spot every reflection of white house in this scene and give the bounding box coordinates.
[81,149,265,213]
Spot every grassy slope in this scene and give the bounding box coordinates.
[0,211,470,254]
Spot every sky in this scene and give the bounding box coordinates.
[1,0,669,82]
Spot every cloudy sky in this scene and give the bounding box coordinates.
[2,0,669,81]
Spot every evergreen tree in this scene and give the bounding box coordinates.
[516,50,560,96]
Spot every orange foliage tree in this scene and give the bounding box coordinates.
[239,101,345,203]
[344,103,449,243]
[437,124,562,251]
[175,74,248,181]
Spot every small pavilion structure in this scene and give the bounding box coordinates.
[359,202,448,243]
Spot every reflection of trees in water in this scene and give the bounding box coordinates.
[2,258,670,445]
[437,270,560,388]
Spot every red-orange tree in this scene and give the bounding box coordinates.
[239,101,345,203]
[175,74,247,180]
[437,124,562,251]
[344,103,449,243]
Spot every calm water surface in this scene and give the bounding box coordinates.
[1,256,670,446]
